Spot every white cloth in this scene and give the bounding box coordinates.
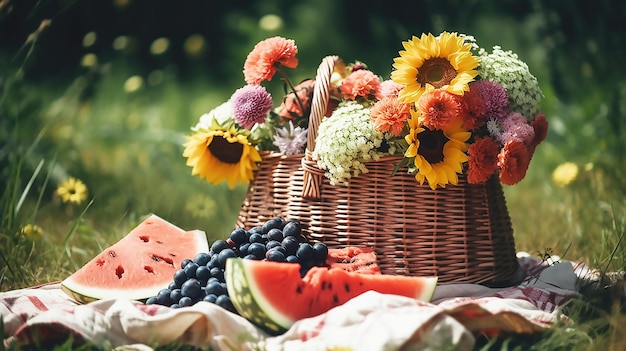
[1,254,583,350]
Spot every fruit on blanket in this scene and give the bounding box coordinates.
[326,246,381,274]
[225,257,438,334]
[61,214,209,303]
[145,216,331,311]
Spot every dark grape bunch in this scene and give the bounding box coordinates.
[145,216,329,312]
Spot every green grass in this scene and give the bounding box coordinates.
[1,53,625,351]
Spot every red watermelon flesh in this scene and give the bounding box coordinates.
[61,214,209,303]
[226,258,437,334]
[326,247,381,274]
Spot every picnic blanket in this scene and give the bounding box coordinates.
[2,253,589,350]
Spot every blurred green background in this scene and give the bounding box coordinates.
[1,0,625,287]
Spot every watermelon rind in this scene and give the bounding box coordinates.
[225,257,438,335]
[61,215,209,303]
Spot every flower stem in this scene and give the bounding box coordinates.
[276,65,306,119]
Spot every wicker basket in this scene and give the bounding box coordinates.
[237,56,521,286]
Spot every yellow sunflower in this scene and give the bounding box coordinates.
[183,120,262,188]
[391,32,479,104]
[56,177,88,205]
[404,111,471,190]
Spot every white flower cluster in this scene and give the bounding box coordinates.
[478,46,543,120]
[312,101,387,185]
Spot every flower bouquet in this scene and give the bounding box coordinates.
[183,33,548,285]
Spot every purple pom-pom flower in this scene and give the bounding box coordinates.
[469,80,509,119]
[231,84,273,130]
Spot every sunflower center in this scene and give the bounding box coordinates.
[208,136,244,164]
[417,128,446,164]
[417,58,457,89]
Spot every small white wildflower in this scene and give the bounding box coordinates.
[192,101,234,131]
[272,121,308,155]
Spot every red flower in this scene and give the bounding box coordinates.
[530,113,549,152]
[243,37,298,85]
[498,140,531,185]
[370,97,411,136]
[467,136,500,183]
[417,89,462,130]
[339,69,381,100]
[277,79,315,121]
[459,89,487,130]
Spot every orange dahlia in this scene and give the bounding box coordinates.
[467,136,500,183]
[416,89,462,130]
[370,96,411,136]
[243,36,298,85]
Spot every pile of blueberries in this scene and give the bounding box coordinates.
[145,217,329,312]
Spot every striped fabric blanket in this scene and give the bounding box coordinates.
[1,253,588,350]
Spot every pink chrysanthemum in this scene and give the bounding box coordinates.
[231,85,273,130]
[467,136,500,184]
[339,69,381,100]
[243,36,298,85]
[498,112,535,145]
[378,80,405,99]
[498,139,531,185]
[370,96,411,136]
[469,80,509,119]
[417,89,462,130]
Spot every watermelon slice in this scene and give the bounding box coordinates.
[326,247,381,274]
[225,257,437,334]
[61,214,209,303]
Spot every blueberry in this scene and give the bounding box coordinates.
[285,255,300,263]
[145,296,158,305]
[265,240,281,251]
[170,304,181,309]
[179,296,194,307]
[262,218,283,233]
[281,236,299,256]
[238,243,250,257]
[249,233,264,244]
[229,228,248,246]
[267,228,284,242]
[210,266,225,282]
[196,265,211,283]
[248,242,266,259]
[248,226,263,235]
[167,282,177,290]
[296,243,314,262]
[184,262,199,278]
[205,280,226,296]
[312,242,329,265]
[266,248,286,262]
[282,221,302,237]
[194,252,211,266]
[156,288,173,306]
[180,258,193,269]
[203,293,218,303]
[217,248,237,269]
[181,279,203,300]
[170,288,183,303]
[173,269,187,288]
[243,254,258,260]
[210,240,230,255]
[215,295,237,313]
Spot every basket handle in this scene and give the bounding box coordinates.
[301,55,340,199]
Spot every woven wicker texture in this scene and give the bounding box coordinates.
[237,56,520,285]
